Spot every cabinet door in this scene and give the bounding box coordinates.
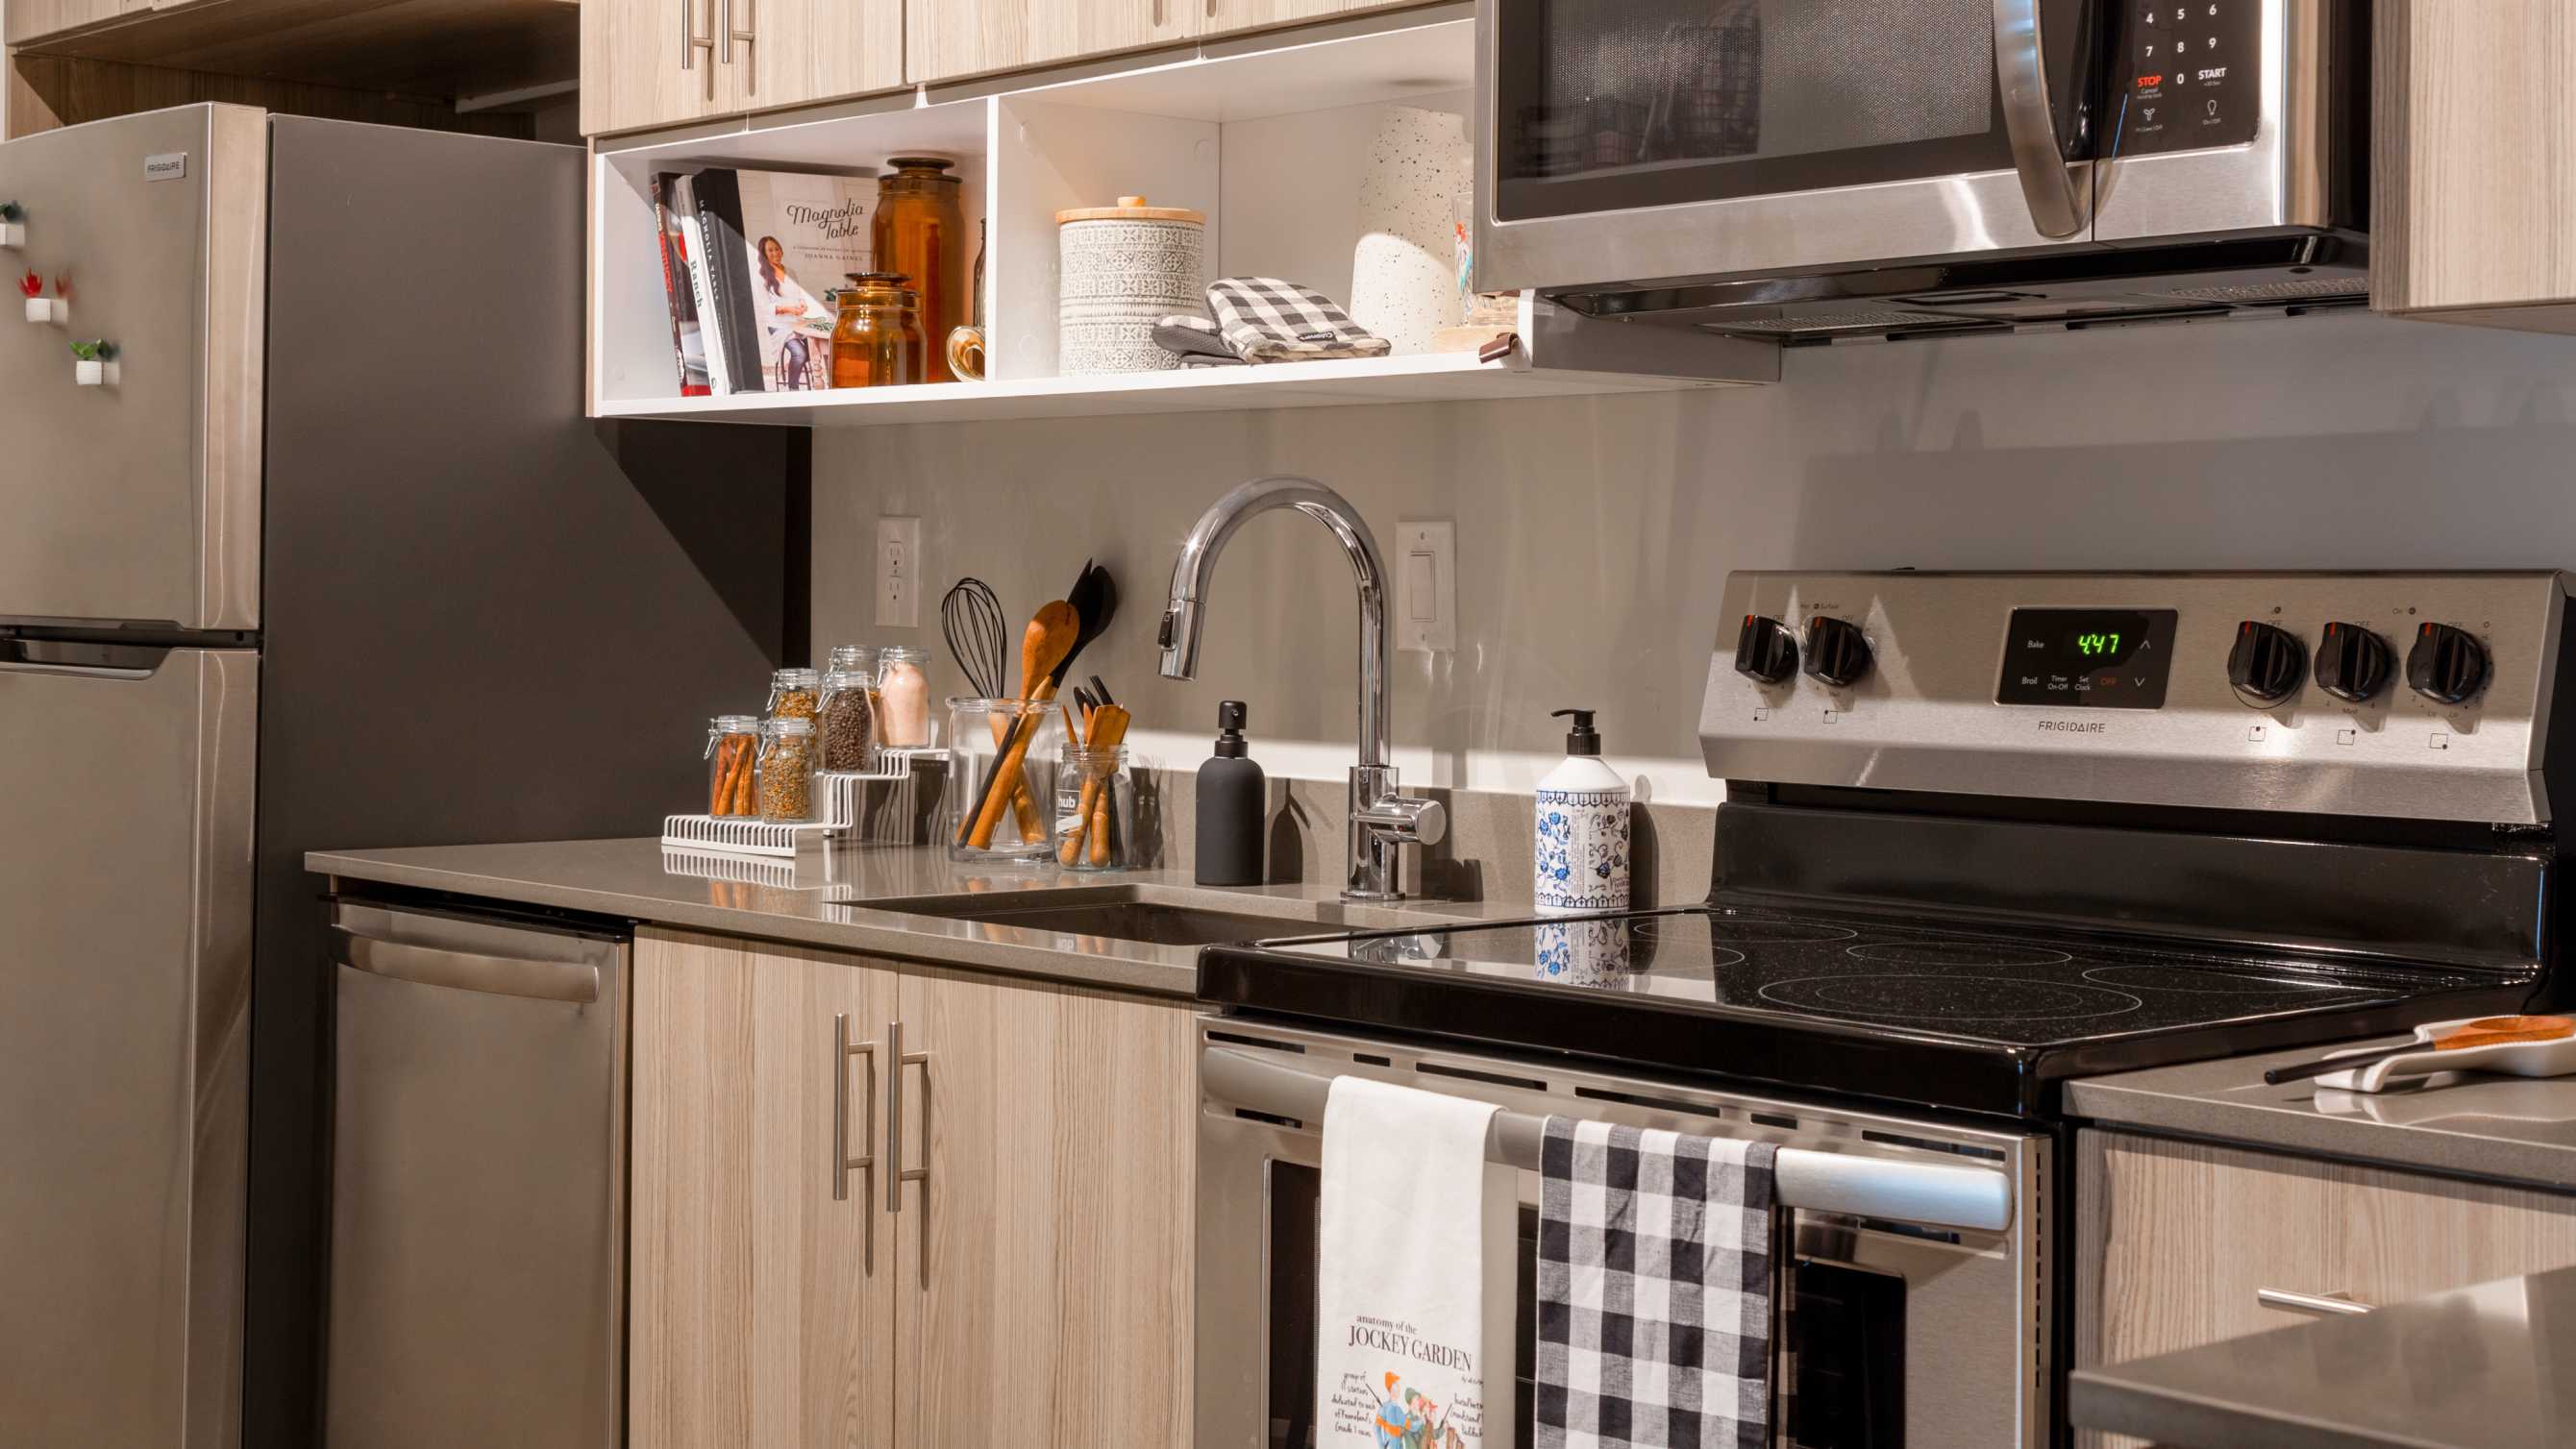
[887,964,1196,1448]
[6,0,128,43]
[2374,0,2576,327]
[1200,0,1426,40]
[2075,1130,2576,1449]
[630,929,899,1449]
[740,0,904,112]
[904,0,1195,87]
[581,0,731,135]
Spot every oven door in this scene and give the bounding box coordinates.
[1474,0,2107,294]
[1197,1022,2051,1449]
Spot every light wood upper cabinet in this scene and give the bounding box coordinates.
[629,930,1197,1449]
[629,930,899,1449]
[2073,1129,2576,1449]
[744,0,904,113]
[886,962,1196,1448]
[904,0,1196,87]
[1200,0,1424,41]
[2373,0,2576,330]
[7,0,130,44]
[582,0,904,135]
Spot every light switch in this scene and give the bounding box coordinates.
[1397,519,1455,652]
[876,516,921,627]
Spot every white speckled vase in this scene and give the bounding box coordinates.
[1350,107,1471,355]
[1057,196,1205,376]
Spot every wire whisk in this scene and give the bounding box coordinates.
[941,577,1008,699]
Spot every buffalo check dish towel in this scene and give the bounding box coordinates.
[1318,1075,1503,1448]
[1206,277,1394,361]
[1536,1117,1779,1449]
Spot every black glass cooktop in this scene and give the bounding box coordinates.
[1201,907,2541,1117]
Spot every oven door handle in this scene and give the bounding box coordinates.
[1994,0,2090,238]
[1201,1047,2015,1233]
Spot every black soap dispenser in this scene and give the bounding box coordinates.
[1195,700,1266,885]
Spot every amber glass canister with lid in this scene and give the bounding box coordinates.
[872,157,966,382]
[830,273,928,388]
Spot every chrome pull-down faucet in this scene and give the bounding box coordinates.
[1156,476,1446,902]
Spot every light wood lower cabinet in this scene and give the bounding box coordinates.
[630,928,1196,1448]
[888,962,1196,1448]
[2075,1129,2576,1449]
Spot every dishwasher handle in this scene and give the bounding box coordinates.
[332,926,603,1004]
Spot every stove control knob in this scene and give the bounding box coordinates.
[2226,621,2305,704]
[1801,616,1872,688]
[2313,622,2392,702]
[2406,622,2490,705]
[1733,614,1798,685]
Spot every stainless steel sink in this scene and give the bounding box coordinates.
[859,885,1446,948]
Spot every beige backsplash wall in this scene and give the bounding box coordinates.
[814,309,2576,823]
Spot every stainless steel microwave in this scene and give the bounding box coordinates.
[1474,0,2369,340]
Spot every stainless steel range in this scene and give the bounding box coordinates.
[1195,572,2571,1448]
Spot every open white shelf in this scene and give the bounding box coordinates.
[587,10,1773,427]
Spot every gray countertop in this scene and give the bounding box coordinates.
[308,837,1535,996]
[2072,1265,2576,1448]
[2067,1044,2576,1191]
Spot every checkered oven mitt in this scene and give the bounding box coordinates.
[1152,314,1243,365]
[1204,277,1392,362]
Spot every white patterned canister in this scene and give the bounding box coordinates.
[1057,196,1204,376]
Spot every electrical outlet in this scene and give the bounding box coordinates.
[1397,519,1456,652]
[877,516,922,627]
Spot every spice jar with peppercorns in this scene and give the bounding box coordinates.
[818,647,877,774]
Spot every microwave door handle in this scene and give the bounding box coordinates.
[1994,0,2090,238]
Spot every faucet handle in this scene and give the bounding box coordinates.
[1355,790,1447,847]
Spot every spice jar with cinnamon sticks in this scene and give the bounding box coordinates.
[705,715,760,818]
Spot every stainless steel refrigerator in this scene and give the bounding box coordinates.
[0,107,805,1448]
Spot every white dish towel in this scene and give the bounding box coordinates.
[1318,1075,1504,1449]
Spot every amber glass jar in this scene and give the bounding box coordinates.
[872,157,965,383]
[829,273,927,388]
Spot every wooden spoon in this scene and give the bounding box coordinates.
[965,602,1079,850]
[2263,1015,2576,1086]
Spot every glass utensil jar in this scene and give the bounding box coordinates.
[944,697,1059,862]
[873,158,965,383]
[706,714,760,818]
[757,716,819,823]
[1054,744,1135,872]
[830,274,927,388]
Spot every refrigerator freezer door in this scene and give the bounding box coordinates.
[0,104,264,631]
[0,644,256,1448]
[326,903,626,1449]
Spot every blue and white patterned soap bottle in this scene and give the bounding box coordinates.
[1533,707,1631,914]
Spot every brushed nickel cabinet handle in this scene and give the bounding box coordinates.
[683,0,715,100]
[1153,0,1164,24]
[723,0,755,91]
[832,1014,878,1203]
[885,1019,930,1214]
[2258,1287,2373,1316]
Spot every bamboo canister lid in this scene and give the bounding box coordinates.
[1055,194,1205,225]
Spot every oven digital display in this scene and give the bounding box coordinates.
[1995,608,2180,708]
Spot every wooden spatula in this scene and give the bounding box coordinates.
[2262,1016,2576,1086]
[963,602,1079,850]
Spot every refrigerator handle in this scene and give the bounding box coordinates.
[0,638,171,680]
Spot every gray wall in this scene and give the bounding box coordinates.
[813,309,2576,808]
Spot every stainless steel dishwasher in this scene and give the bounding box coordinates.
[325,898,629,1449]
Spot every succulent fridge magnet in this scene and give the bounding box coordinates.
[21,270,62,325]
[0,203,23,248]
[69,339,115,386]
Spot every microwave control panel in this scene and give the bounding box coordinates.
[2117,1,2262,156]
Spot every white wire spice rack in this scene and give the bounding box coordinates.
[662,748,948,857]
